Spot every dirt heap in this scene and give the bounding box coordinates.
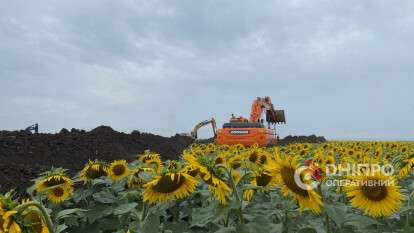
[278,135,326,145]
[0,126,193,195]
[0,126,325,196]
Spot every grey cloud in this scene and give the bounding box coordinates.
[0,0,413,139]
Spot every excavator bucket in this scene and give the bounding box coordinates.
[266,110,286,124]
[274,110,286,124]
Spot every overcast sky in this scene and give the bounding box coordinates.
[1,0,413,140]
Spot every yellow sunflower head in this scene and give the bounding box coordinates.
[1,210,22,233]
[205,143,217,153]
[128,168,153,188]
[108,160,130,181]
[35,174,74,193]
[139,152,163,171]
[398,157,414,178]
[227,155,243,170]
[400,146,409,154]
[344,172,403,217]
[79,160,108,183]
[48,185,74,203]
[143,171,198,204]
[0,193,23,233]
[243,169,276,201]
[247,150,260,164]
[267,157,322,214]
[35,169,74,203]
[182,165,199,177]
[214,154,226,165]
[199,169,231,205]
[184,152,231,205]
[23,209,49,233]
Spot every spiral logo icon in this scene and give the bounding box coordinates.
[294,166,319,191]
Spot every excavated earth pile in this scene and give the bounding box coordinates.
[0,125,325,196]
[278,135,326,145]
[0,126,193,195]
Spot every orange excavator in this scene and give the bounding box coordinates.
[216,96,286,146]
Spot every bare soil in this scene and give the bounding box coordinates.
[0,125,325,196]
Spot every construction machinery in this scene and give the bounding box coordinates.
[190,118,217,139]
[216,96,285,146]
[25,123,39,134]
[180,118,217,140]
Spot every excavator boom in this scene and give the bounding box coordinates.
[250,97,286,124]
[189,118,217,139]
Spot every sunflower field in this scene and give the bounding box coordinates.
[1,141,414,233]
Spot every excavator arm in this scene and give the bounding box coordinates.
[250,97,286,124]
[190,118,217,139]
[25,123,39,133]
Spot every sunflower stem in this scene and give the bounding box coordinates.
[16,201,55,233]
[406,197,411,227]
[325,213,331,233]
[282,209,289,233]
[141,202,149,222]
[224,167,244,225]
[318,185,331,233]
[224,210,230,227]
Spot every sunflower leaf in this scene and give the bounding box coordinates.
[297,227,318,233]
[56,208,87,220]
[92,190,117,204]
[113,203,138,215]
[343,213,378,229]
[55,224,68,233]
[324,203,347,227]
[214,227,236,233]
[85,204,113,223]
[142,213,160,233]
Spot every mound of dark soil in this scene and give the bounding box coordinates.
[0,126,193,195]
[278,135,326,145]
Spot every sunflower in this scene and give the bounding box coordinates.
[267,157,322,213]
[182,165,199,177]
[199,169,232,205]
[214,154,226,165]
[399,157,414,177]
[128,168,153,188]
[244,148,270,169]
[243,169,276,201]
[23,209,49,233]
[232,170,242,185]
[400,146,409,154]
[0,196,22,233]
[35,170,74,203]
[227,155,244,170]
[344,172,403,217]
[143,172,198,203]
[139,153,163,171]
[79,160,108,183]
[35,174,73,193]
[1,209,22,233]
[247,150,260,164]
[47,185,74,204]
[184,153,231,205]
[205,143,217,153]
[108,160,130,181]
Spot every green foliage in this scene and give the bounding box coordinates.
[16,142,414,232]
